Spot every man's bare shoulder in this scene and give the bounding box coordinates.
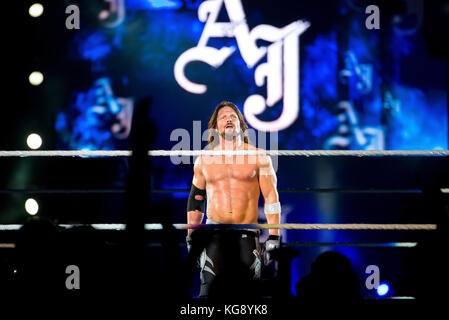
[246,146,270,167]
[194,156,203,170]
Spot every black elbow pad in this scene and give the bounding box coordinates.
[187,184,206,212]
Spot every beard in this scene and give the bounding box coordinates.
[221,128,239,141]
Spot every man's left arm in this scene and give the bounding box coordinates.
[258,155,280,236]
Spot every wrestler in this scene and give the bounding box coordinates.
[186,101,281,297]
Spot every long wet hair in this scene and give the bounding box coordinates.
[207,101,249,148]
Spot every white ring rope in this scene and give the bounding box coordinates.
[0,242,419,248]
[0,223,437,231]
[176,223,438,230]
[0,150,448,157]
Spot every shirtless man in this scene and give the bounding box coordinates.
[186,101,281,297]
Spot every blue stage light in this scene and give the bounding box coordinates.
[148,0,182,9]
[376,283,390,297]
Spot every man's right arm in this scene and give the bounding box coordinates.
[187,157,206,237]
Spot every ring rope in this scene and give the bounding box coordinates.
[0,242,418,249]
[0,150,448,157]
[283,242,418,247]
[0,188,425,194]
[0,223,437,231]
[175,223,437,230]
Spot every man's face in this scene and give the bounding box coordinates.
[216,106,241,140]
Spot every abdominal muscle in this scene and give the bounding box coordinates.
[206,178,260,224]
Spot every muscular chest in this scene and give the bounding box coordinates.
[202,161,258,183]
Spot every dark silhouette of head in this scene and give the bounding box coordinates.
[15,217,62,291]
[296,251,361,300]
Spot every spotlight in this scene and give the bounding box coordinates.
[376,282,390,297]
[29,3,44,18]
[25,198,39,215]
[27,133,42,149]
[29,71,44,86]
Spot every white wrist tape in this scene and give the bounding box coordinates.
[264,202,281,215]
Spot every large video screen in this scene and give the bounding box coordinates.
[50,0,447,152]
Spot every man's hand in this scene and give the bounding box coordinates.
[186,235,193,253]
[263,234,281,265]
[185,233,203,269]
